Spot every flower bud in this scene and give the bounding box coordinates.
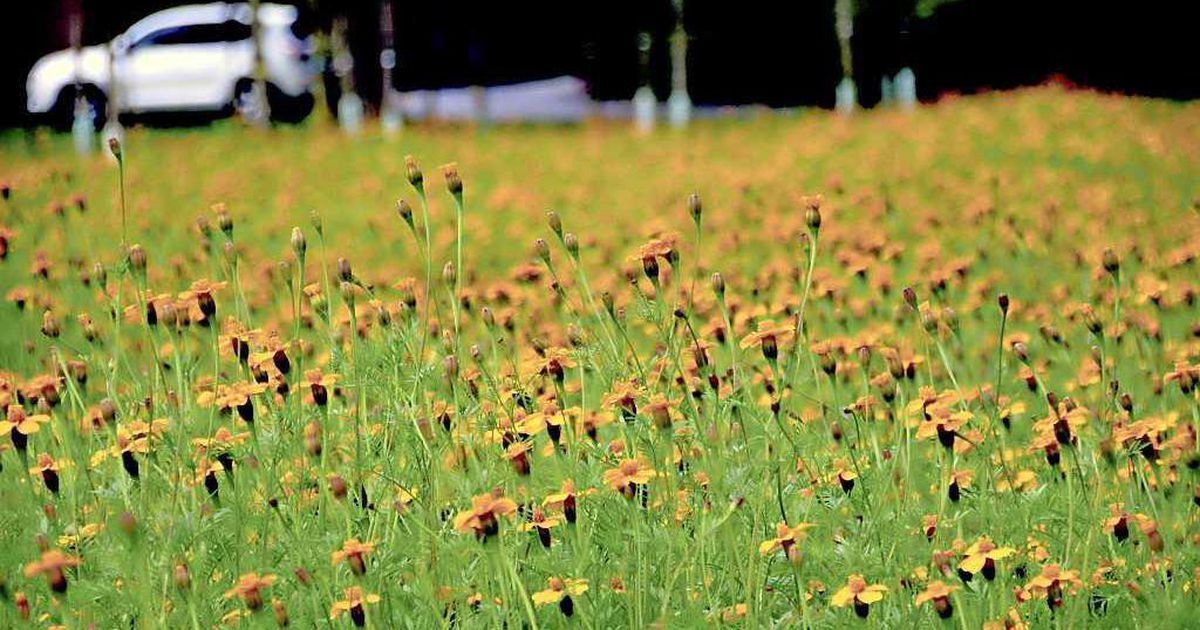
[108,137,122,160]
[546,210,563,239]
[310,209,324,237]
[711,272,725,298]
[337,257,352,282]
[534,238,550,264]
[290,227,306,259]
[687,192,702,225]
[174,563,191,591]
[442,163,462,196]
[998,293,1009,314]
[92,261,107,289]
[1013,341,1029,363]
[443,262,456,287]
[272,600,289,627]
[804,196,822,231]
[396,199,414,229]
[1102,248,1120,275]
[215,204,233,238]
[41,311,60,338]
[563,232,579,259]
[902,286,917,310]
[405,155,423,190]
[1081,304,1103,336]
[601,291,615,317]
[641,256,659,283]
[128,244,147,274]
[330,474,348,500]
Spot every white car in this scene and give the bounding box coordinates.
[27,3,315,127]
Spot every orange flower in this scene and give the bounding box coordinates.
[603,457,656,499]
[330,586,380,626]
[28,452,64,493]
[23,549,81,593]
[1023,564,1081,610]
[304,369,340,406]
[223,572,278,610]
[520,508,562,548]
[914,407,972,449]
[332,538,376,575]
[602,380,643,423]
[831,574,888,618]
[454,489,518,540]
[1,406,50,450]
[532,577,588,617]
[544,479,589,523]
[958,536,1015,580]
[759,522,816,563]
[739,320,794,361]
[914,580,959,619]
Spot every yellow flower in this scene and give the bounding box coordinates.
[331,538,376,575]
[23,549,81,593]
[330,586,380,625]
[758,522,816,563]
[831,574,887,617]
[532,577,588,617]
[915,580,960,619]
[223,572,277,610]
[603,457,656,498]
[959,536,1016,579]
[453,489,518,540]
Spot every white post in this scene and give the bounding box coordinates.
[101,39,124,164]
[246,0,271,127]
[68,5,94,155]
[666,0,691,128]
[379,1,402,135]
[834,0,856,115]
[895,67,916,111]
[332,17,363,134]
[633,32,655,133]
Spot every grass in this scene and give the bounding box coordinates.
[0,86,1198,628]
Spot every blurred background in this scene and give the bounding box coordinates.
[2,0,1196,130]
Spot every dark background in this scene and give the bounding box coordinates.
[2,0,1196,127]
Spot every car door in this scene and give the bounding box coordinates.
[116,21,250,112]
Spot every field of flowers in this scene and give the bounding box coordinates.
[0,86,1198,628]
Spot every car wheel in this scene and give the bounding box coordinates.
[267,89,314,124]
[49,85,107,132]
[233,80,270,126]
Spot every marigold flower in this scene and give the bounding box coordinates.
[532,577,588,617]
[759,521,816,563]
[23,549,81,593]
[1024,563,1082,610]
[28,452,64,494]
[544,479,589,523]
[739,320,794,362]
[454,489,518,540]
[223,572,277,610]
[520,508,562,548]
[831,574,888,618]
[1,406,50,450]
[603,457,656,500]
[914,580,959,619]
[330,586,380,626]
[958,536,1015,580]
[332,538,375,575]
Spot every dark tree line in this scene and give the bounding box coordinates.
[1,0,1195,127]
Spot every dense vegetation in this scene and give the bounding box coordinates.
[0,87,1198,628]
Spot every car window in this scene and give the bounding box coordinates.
[132,20,251,49]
